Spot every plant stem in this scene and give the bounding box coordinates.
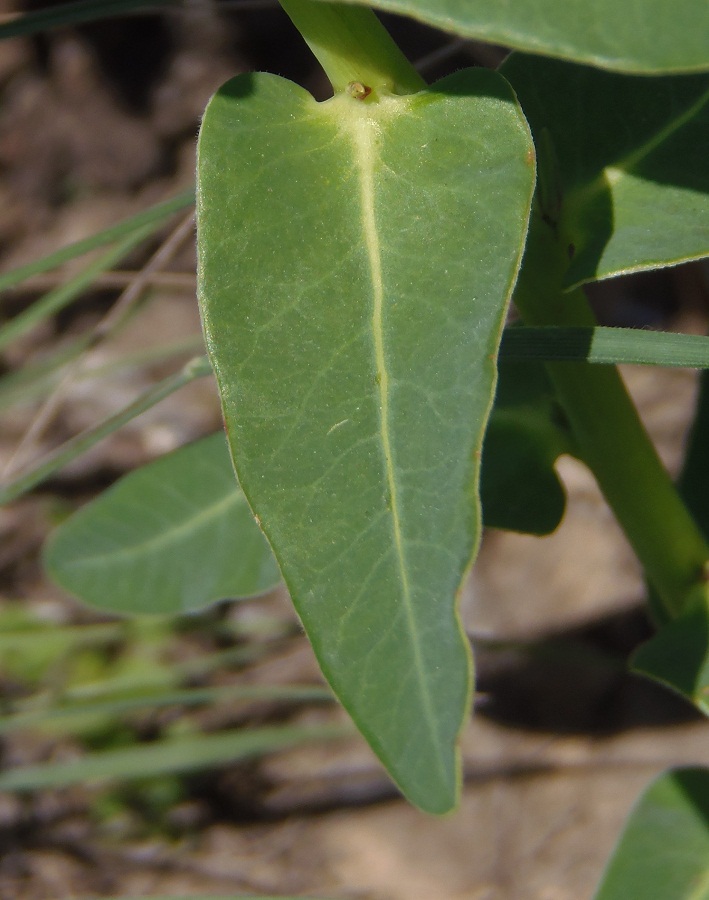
[278,0,426,95]
[514,212,709,619]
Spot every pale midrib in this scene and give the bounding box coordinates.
[350,113,444,770]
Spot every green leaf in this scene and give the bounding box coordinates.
[501,55,709,288]
[197,70,535,812]
[632,591,709,713]
[43,433,280,615]
[594,768,709,899]
[679,370,709,539]
[488,325,709,535]
[482,359,570,535]
[346,0,709,73]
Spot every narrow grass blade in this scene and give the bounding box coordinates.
[0,335,93,412]
[0,0,174,41]
[0,189,194,294]
[0,723,350,791]
[500,326,709,368]
[0,224,155,352]
[0,684,332,735]
[0,356,213,504]
[0,334,204,413]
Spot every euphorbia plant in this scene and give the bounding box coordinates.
[193,0,709,815]
[1,0,705,891]
[197,2,536,813]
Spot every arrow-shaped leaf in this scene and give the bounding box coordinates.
[197,70,534,812]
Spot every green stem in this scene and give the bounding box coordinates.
[278,0,426,95]
[514,212,709,619]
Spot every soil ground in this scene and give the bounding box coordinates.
[1,3,708,898]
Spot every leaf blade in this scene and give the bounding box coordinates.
[337,0,709,73]
[594,768,709,900]
[197,71,535,811]
[501,56,709,287]
[43,433,281,615]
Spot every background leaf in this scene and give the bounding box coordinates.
[501,55,709,288]
[594,768,709,899]
[678,370,709,541]
[482,359,570,535]
[197,71,535,812]
[346,0,709,73]
[44,433,281,614]
[632,594,709,713]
